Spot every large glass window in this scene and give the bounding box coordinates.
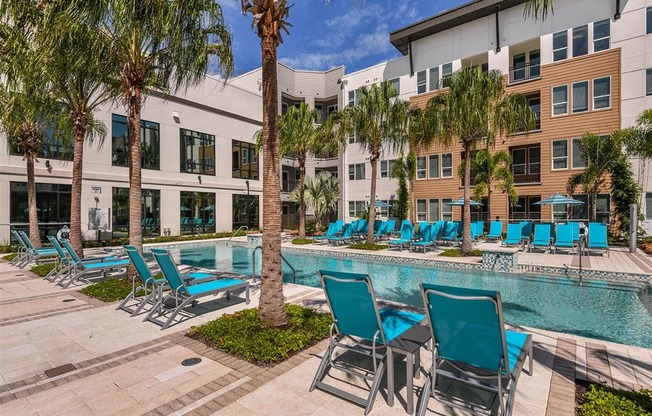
[442,198,453,221]
[647,68,652,96]
[593,77,611,109]
[416,70,427,94]
[593,19,610,52]
[511,145,541,183]
[112,188,161,237]
[572,138,585,169]
[233,194,259,230]
[428,67,439,91]
[647,7,652,34]
[9,125,73,161]
[380,160,395,178]
[348,163,365,180]
[428,199,440,222]
[180,191,216,234]
[553,31,568,61]
[428,155,439,179]
[111,114,160,170]
[442,63,453,86]
[571,194,610,223]
[572,81,589,113]
[348,200,366,218]
[416,199,427,222]
[552,85,568,115]
[552,140,568,169]
[441,153,453,177]
[232,140,259,180]
[180,129,215,175]
[10,182,71,224]
[416,156,427,179]
[572,25,588,57]
[388,78,400,96]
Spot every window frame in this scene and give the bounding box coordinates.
[416,70,427,94]
[428,67,440,91]
[428,154,440,179]
[441,153,453,178]
[428,199,440,222]
[552,30,568,62]
[441,63,453,85]
[647,7,652,35]
[111,114,161,170]
[348,90,355,107]
[571,138,586,169]
[388,78,400,96]
[646,68,652,97]
[348,163,365,180]
[592,76,611,110]
[552,139,569,170]
[180,128,216,175]
[572,24,589,57]
[646,192,652,220]
[441,198,453,221]
[232,139,259,180]
[380,159,395,179]
[552,85,568,116]
[593,19,610,52]
[572,81,589,113]
[416,156,427,179]
[416,199,427,222]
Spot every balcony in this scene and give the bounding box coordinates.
[281,179,297,193]
[509,61,541,84]
[513,163,541,184]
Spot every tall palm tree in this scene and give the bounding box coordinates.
[292,172,340,230]
[420,67,535,254]
[619,109,652,205]
[242,0,290,327]
[567,133,620,222]
[99,0,233,255]
[466,149,518,220]
[524,0,554,20]
[340,80,411,244]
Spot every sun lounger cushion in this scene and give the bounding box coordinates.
[186,278,248,296]
[379,308,424,342]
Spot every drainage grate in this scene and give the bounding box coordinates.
[62,299,76,303]
[44,363,77,378]
[181,357,202,367]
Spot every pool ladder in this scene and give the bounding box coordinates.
[251,245,297,284]
[228,226,249,243]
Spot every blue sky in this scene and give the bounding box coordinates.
[219,0,467,76]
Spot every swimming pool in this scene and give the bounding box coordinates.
[168,242,652,349]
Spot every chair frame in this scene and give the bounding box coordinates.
[57,240,129,288]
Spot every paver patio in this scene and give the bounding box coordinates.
[0,243,650,416]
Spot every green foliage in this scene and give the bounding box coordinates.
[80,278,143,302]
[468,149,518,217]
[291,173,340,230]
[31,262,57,277]
[188,304,331,365]
[578,383,652,416]
[610,155,641,236]
[439,248,483,257]
[391,156,409,221]
[81,230,249,248]
[348,243,388,251]
[0,245,18,253]
[3,253,19,261]
[291,238,313,245]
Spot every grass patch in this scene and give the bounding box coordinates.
[0,245,18,254]
[348,243,388,251]
[31,263,57,277]
[439,248,483,257]
[291,238,313,245]
[188,304,332,366]
[80,278,142,302]
[578,382,652,415]
[3,253,19,262]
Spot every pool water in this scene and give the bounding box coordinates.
[170,243,652,349]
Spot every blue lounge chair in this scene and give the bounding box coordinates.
[439,222,460,245]
[334,219,344,234]
[313,222,338,245]
[416,284,533,416]
[471,220,484,242]
[388,222,414,251]
[553,224,575,254]
[568,222,580,242]
[355,219,369,238]
[57,240,130,288]
[373,221,390,240]
[485,221,503,241]
[395,219,411,237]
[501,223,522,247]
[411,223,438,253]
[145,248,250,330]
[15,230,57,266]
[529,224,551,252]
[519,221,533,242]
[328,223,353,246]
[587,223,609,257]
[384,219,396,238]
[310,270,424,415]
[117,246,216,316]
[414,221,430,241]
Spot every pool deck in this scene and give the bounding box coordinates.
[0,247,651,416]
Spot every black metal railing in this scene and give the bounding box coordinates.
[509,61,541,84]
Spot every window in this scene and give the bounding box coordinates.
[416,70,426,94]
[572,138,585,168]
[442,198,453,221]
[380,160,395,178]
[428,155,439,179]
[441,153,453,177]
[553,31,568,61]
[572,81,589,113]
[511,145,541,183]
[10,182,71,228]
[428,199,440,222]
[552,85,568,115]
[647,7,652,34]
[180,129,215,175]
[428,67,439,91]
[572,25,588,57]
[348,201,366,217]
[442,63,453,85]
[646,68,652,96]
[112,114,160,169]
[593,77,611,109]
[593,19,610,52]
[348,163,365,180]
[314,104,323,121]
[232,140,258,180]
[180,191,216,234]
[571,194,610,223]
[552,140,568,169]
[646,193,652,219]
[415,156,426,179]
[388,78,400,96]
[9,127,73,161]
[416,199,427,222]
[596,194,610,224]
[233,194,259,229]
[112,188,161,237]
[348,90,355,107]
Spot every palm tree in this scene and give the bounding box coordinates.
[420,67,535,254]
[242,0,290,327]
[340,80,411,244]
[524,0,554,20]
[567,133,620,222]
[292,172,340,230]
[619,109,652,204]
[100,0,233,255]
[466,149,518,220]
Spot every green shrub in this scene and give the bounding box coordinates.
[3,253,19,262]
[80,278,142,302]
[578,383,652,416]
[81,230,252,248]
[188,304,332,365]
[348,243,388,251]
[31,263,57,277]
[0,245,18,254]
[291,238,313,245]
[439,248,483,257]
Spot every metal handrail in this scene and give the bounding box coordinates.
[228,226,249,243]
[251,245,297,283]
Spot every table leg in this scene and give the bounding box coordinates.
[415,349,421,380]
[407,352,414,414]
[387,347,395,407]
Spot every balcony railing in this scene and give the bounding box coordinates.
[516,112,541,133]
[509,61,541,84]
[514,173,541,184]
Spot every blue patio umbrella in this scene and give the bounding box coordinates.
[450,197,483,206]
[372,200,392,208]
[534,193,584,221]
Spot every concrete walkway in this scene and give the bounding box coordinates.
[0,254,650,416]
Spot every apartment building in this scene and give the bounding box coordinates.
[388,0,651,228]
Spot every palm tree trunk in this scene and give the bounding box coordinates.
[70,119,86,258]
[462,142,473,254]
[590,192,597,222]
[487,188,492,221]
[26,156,41,248]
[259,30,286,327]
[127,84,143,277]
[367,148,379,244]
[298,158,306,239]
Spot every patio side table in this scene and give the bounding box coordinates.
[387,323,431,414]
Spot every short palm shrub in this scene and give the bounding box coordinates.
[348,243,388,251]
[291,238,313,245]
[578,383,652,415]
